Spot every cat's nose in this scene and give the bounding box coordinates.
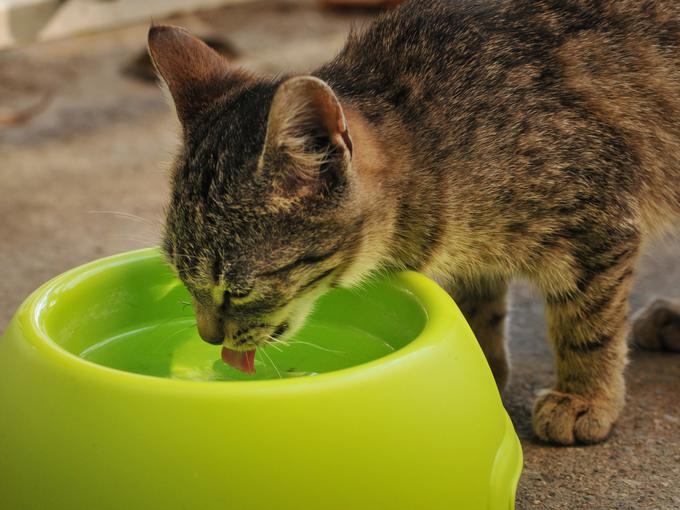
[195,306,223,345]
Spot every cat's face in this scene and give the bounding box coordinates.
[163,198,357,351]
[150,26,359,354]
[162,141,359,351]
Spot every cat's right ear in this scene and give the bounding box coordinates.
[261,76,353,200]
[147,25,242,126]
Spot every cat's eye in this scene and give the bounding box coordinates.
[207,286,252,307]
[226,288,260,307]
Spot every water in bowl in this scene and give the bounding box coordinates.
[80,317,396,381]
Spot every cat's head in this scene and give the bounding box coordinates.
[148,25,372,359]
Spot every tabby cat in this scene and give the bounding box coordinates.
[148,0,680,445]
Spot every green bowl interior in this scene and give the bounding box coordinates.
[36,251,428,381]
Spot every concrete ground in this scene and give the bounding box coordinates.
[1,2,678,508]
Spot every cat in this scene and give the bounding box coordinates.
[148,0,680,445]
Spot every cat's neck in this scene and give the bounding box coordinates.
[343,104,447,274]
[339,106,400,279]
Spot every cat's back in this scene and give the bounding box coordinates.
[318,0,680,229]
[323,0,680,100]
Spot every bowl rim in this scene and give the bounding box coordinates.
[13,248,461,394]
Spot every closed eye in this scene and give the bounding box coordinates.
[229,289,256,305]
[259,248,339,277]
[210,287,253,307]
[297,267,337,293]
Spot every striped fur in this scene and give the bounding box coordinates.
[150,0,680,445]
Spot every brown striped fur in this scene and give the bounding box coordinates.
[149,0,680,445]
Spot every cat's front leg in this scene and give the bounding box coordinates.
[534,245,639,445]
[446,280,509,392]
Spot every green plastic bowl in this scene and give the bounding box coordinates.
[0,248,522,510]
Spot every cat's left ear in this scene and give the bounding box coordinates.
[147,25,246,126]
[261,76,353,196]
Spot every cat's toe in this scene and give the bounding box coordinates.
[532,390,617,445]
[632,299,680,352]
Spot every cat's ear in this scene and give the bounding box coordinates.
[147,25,243,125]
[261,76,353,197]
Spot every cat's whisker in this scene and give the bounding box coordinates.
[266,334,292,354]
[143,314,196,338]
[265,340,283,353]
[266,333,291,347]
[87,210,160,228]
[109,234,160,246]
[152,323,196,350]
[259,347,282,379]
[285,340,346,356]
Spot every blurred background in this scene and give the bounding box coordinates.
[1,1,678,508]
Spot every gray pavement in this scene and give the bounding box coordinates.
[1,2,678,508]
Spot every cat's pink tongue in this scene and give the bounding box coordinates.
[221,347,256,374]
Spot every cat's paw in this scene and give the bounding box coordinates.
[632,299,680,352]
[532,390,618,445]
